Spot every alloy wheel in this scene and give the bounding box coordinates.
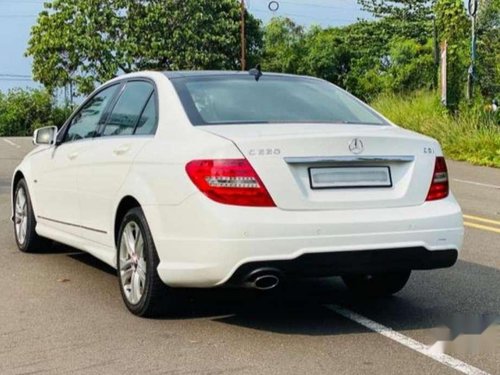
[119,221,147,305]
[14,187,28,245]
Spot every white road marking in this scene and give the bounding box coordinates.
[2,138,21,148]
[453,178,500,190]
[327,305,491,375]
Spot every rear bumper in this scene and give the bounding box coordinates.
[226,247,458,285]
[143,194,463,288]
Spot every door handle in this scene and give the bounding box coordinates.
[113,144,131,155]
[68,151,79,160]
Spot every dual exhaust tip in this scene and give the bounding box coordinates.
[244,269,281,290]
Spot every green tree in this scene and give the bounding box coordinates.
[0,89,72,136]
[476,0,500,98]
[435,0,469,108]
[358,0,435,21]
[385,38,436,93]
[358,0,436,40]
[261,17,305,73]
[300,26,351,87]
[26,0,262,95]
[262,17,437,101]
[342,19,398,99]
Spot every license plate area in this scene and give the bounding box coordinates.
[309,166,392,189]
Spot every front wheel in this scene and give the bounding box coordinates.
[342,271,411,297]
[13,178,50,253]
[117,207,171,317]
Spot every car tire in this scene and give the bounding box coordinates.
[117,207,171,317]
[13,178,51,253]
[342,271,411,297]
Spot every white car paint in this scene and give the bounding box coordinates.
[12,71,464,287]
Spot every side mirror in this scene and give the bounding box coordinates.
[33,126,58,146]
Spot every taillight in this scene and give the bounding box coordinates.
[426,156,449,201]
[185,159,276,207]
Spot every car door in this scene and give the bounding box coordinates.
[29,84,120,238]
[75,80,158,248]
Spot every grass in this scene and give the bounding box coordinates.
[371,91,500,168]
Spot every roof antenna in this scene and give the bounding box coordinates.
[249,64,263,81]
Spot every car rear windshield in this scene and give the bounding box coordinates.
[171,74,387,126]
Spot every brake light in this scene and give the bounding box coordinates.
[426,156,449,201]
[185,159,276,207]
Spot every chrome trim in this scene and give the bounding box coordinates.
[37,215,107,234]
[284,155,415,164]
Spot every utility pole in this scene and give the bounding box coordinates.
[467,0,478,101]
[432,16,439,90]
[240,0,246,71]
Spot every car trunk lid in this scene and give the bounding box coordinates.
[200,124,439,211]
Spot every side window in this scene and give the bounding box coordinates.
[102,81,154,137]
[135,93,157,135]
[64,85,118,143]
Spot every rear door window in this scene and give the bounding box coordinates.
[102,81,154,137]
[134,94,157,135]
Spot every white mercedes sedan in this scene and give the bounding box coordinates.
[11,71,464,316]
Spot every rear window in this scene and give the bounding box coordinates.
[171,75,387,126]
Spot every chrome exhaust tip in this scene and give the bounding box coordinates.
[253,274,280,290]
[244,269,281,290]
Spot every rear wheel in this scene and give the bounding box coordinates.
[117,207,171,317]
[13,178,50,253]
[342,271,411,297]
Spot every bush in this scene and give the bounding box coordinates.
[0,88,73,136]
[372,91,500,167]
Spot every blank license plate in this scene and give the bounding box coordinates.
[309,167,392,189]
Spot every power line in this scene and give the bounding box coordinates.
[248,0,358,11]
[0,0,45,3]
[0,74,32,78]
[0,14,37,18]
[0,74,34,82]
[0,78,35,82]
[251,8,359,23]
[278,1,352,10]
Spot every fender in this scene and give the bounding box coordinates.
[11,164,34,222]
[10,145,55,225]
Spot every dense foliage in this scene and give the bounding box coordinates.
[476,0,500,98]
[259,0,498,108]
[372,91,500,167]
[3,0,497,167]
[26,0,262,95]
[259,17,439,101]
[0,89,72,136]
[358,0,434,21]
[24,0,498,106]
[434,0,469,108]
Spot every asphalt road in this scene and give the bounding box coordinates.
[0,137,499,375]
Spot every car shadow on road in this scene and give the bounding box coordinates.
[65,249,499,338]
[166,260,500,343]
[31,241,116,276]
[207,260,500,338]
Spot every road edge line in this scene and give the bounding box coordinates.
[463,214,500,226]
[326,304,491,375]
[2,138,21,148]
[453,179,500,190]
[464,221,500,234]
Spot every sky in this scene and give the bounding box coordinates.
[0,0,369,93]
